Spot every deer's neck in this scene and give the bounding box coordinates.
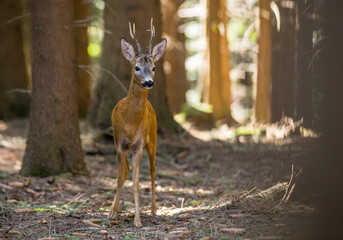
[126,77,149,113]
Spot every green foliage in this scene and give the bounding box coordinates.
[174,102,212,124]
[228,18,248,42]
[88,43,101,58]
[235,126,261,136]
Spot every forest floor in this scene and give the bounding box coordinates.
[0,119,318,240]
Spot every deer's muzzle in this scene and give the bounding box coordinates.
[142,80,154,89]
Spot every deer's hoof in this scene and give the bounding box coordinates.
[134,217,142,228]
[108,210,118,219]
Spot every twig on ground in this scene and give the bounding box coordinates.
[279,164,303,206]
[240,186,257,199]
[60,193,86,210]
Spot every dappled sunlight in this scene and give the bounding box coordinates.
[0,118,319,238]
[177,116,318,144]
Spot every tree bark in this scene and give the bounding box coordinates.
[74,0,91,118]
[271,11,284,122]
[295,0,313,127]
[255,0,272,123]
[161,0,188,114]
[270,0,296,122]
[201,0,236,124]
[21,0,87,176]
[281,2,296,118]
[89,0,177,133]
[0,0,30,119]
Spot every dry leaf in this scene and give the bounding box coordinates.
[169,230,192,236]
[91,218,103,223]
[24,178,32,187]
[98,230,108,235]
[0,183,13,190]
[8,181,25,188]
[221,228,246,234]
[72,232,88,237]
[229,213,250,218]
[7,199,18,204]
[127,212,135,218]
[15,208,36,213]
[177,213,191,220]
[196,188,213,197]
[47,176,55,184]
[38,219,48,224]
[82,220,100,228]
[26,188,39,195]
[109,220,119,225]
[8,229,21,235]
[176,150,188,159]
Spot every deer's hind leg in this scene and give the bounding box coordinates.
[145,136,157,217]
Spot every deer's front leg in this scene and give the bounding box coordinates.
[109,151,129,219]
[132,144,143,227]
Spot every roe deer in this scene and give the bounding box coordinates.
[108,18,166,227]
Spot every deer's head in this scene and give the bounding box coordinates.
[120,18,167,89]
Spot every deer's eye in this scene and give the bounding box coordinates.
[135,66,140,71]
[152,67,156,72]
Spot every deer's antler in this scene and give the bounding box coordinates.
[146,18,155,56]
[129,22,142,56]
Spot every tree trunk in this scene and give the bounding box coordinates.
[295,0,313,127]
[270,0,296,122]
[74,0,91,118]
[201,0,236,124]
[21,0,32,87]
[271,11,284,122]
[0,0,30,119]
[161,0,188,114]
[89,0,177,133]
[88,0,130,129]
[281,2,296,118]
[21,0,87,176]
[255,0,272,123]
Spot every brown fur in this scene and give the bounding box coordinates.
[108,56,158,227]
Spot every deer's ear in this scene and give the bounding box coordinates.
[152,38,167,62]
[120,37,135,61]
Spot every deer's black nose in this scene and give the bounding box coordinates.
[142,80,154,88]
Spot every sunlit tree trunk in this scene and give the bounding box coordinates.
[89,0,177,133]
[295,0,313,127]
[161,0,188,114]
[255,0,272,123]
[202,0,236,124]
[21,0,87,176]
[0,0,30,119]
[74,0,91,118]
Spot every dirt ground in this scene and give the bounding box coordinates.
[0,119,317,239]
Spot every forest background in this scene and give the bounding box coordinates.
[0,0,343,239]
